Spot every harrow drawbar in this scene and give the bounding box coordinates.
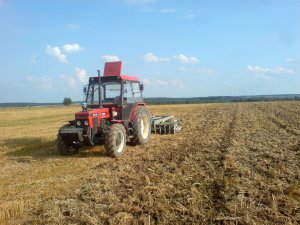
[151,115,181,134]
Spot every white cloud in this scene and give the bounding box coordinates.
[75,67,88,83]
[144,52,170,63]
[254,74,272,81]
[142,79,184,89]
[31,55,37,64]
[161,8,176,13]
[5,81,26,88]
[59,68,88,90]
[156,79,169,85]
[26,75,33,81]
[286,57,294,63]
[175,54,199,63]
[65,23,80,30]
[63,43,84,53]
[225,82,234,89]
[185,14,195,19]
[45,43,84,63]
[179,67,216,75]
[170,80,184,89]
[178,67,188,72]
[67,77,77,89]
[26,75,53,90]
[144,53,199,63]
[45,45,67,63]
[142,79,151,85]
[102,55,120,62]
[144,53,158,62]
[247,65,294,75]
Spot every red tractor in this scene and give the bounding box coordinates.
[57,61,180,157]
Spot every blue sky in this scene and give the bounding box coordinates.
[0,0,299,102]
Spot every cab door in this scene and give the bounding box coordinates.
[122,81,143,121]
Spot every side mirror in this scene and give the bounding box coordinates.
[139,83,144,92]
[83,86,87,94]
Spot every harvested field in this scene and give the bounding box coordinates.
[0,102,299,224]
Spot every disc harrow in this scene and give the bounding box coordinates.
[151,116,182,134]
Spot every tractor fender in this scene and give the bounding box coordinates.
[129,103,146,122]
[110,120,127,128]
[109,120,130,138]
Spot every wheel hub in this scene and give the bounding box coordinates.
[116,131,125,153]
[141,115,150,139]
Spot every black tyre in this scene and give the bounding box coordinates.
[104,123,126,157]
[57,125,79,155]
[131,107,151,146]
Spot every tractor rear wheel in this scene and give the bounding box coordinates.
[131,107,151,145]
[104,123,126,157]
[57,125,79,155]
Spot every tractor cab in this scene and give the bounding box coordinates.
[84,75,144,107]
[82,61,145,121]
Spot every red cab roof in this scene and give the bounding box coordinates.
[103,61,139,82]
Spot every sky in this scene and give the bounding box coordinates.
[0,0,299,102]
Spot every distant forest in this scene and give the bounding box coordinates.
[0,94,300,107]
[144,94,300,105]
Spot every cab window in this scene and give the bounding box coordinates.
[124,81,143,103]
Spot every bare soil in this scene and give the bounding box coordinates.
[0,102,299,224]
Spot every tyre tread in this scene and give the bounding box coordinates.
[104,123,126,157]
[131,107,151,146]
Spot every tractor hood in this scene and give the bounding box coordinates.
[75,108,110,120]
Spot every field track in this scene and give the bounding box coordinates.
[0,102,299,224]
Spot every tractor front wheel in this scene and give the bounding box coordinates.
[104,123,126,157]
[131,107,151,146]
[57,135,79,156]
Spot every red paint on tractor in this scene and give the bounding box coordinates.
[129,103,146,122]
[120,75,139,82]
[104,61,122,76]
[103,61,139,82]
[75,108,110,128]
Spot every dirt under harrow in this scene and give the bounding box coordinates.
[0,102,299,224]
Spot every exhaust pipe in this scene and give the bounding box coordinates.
[97,70,103,108]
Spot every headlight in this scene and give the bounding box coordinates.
[84,120,89,126]
[112,111,118,117]
[76,120,81,126]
